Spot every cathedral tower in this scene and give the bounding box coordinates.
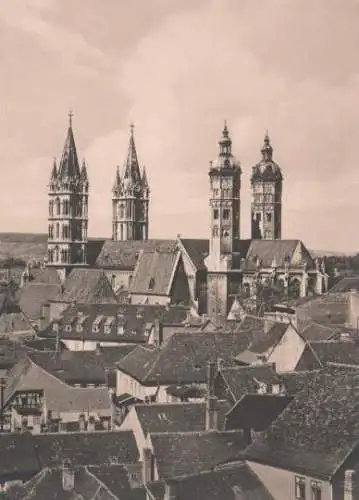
[251,133,283,240]
[112,125,150,241]
[205,122,242,320]
[47,112,89,277]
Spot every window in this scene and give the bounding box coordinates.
[213,209,219,220]
[311,481,321,500]
[295,476,306,500]
[212,226,219,237]
[266,212,272,223]
[223,209,230,220]
[148,278,155,290]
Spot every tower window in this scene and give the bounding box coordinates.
[212,226,219,237]
[223,209,230,220]
[148,278,155,290]
[256,213,261,222]
[213,209,219,220]
[222,228,229,237]
[55,198,61,215]
[266,212,272,222]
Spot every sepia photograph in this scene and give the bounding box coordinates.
[0,0,358,498]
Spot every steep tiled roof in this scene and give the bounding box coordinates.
[147,462,275,500]
[179,239,209,270]
[216,365,282,403]
[294,293,349,330]
[0,432,40,478]
[17,283,62,321]
[329,276,359,292]
[34,431,139,467]
[52,269,117,304]
[242,239,315,270]
[27,350,107,385]
[117,327,268,386]
[27,267,61,285]
[41,303,189,344]
[7,465,135,500]
[133,401,231,435]
[0,310,34,334]
[244,369,359,478]
[95,240,176,270]
[240,322,289,356]
[226,394,292,431]
[300,322,339,341]
[130,250,180,296]
[309,340,359,367]
[150,430,246,480]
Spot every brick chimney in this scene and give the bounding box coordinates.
[62,459,75,491]
[142,447,153,484]
[344,469,358,500]
[205,361,218,431]
[164,482,177,500]
[153,319,163,347]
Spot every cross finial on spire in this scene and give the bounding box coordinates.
[68,109,74,128]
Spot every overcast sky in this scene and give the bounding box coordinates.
[1,0,359,252]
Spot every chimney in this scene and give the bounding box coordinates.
[164,482,177,500]
[153,319,163,347]
[205,361,218,431]
[142,447,153,484]
[344,469,357,500]
[62,460,75,491]
[40,303,50,331]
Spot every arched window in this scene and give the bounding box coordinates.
[55,246,59,262]
[55,198,61,215]
[243,283,251,298]
[212,226,219,237]
[289,278,301,298]
[119,204,125,218]
[49,200,54,216]
[55,223,60,239]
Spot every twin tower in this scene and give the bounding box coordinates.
[47,115,282,269]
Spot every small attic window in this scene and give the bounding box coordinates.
[65,324,72,333]
[148,278,155,290]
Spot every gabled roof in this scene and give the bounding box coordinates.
[133,401,231,435]
[34,430,139,467]
[0,309,34,334]
[244,369,359,478]
[95,239,177,270]
[329,275,359,292]
[27,267,61,286]
[178,239,209,271]
[130,250,181,296]
[309,340,359,367]
[17,283,62,321]
[0,432,40,479]
[300,322,339,341]
[146,462,274,500]
[226,394,292,431]
[52,269,117,304]
[149,430,246,480]
[242,239,315,270]
[294,293,349,330]
[26,350,107,385]
[117,328,264,386]
[7,465,135,500]
[216,365,282,403]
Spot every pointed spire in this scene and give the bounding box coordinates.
[112,165,121,191]
[50,158,57,181]
[80,159,88,182]
[141,165,149,188]
[123,123,141,185]
[57,111,81,181]
[261,131,273,162]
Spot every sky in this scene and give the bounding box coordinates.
[1,0,359,252]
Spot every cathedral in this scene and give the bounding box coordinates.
[42,114,327,322]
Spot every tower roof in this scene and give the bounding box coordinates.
[112,165,121,192]
[57,112,81,181]
[123,124,142,186]
[80,159,89,183]
[210,121,241,172]
[50,158,57,182]
[251,132,282,183]
[141,165,149,189]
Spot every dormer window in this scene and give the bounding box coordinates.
[65,324,72,333]
[118,326,124,335]
[148,278,155,290]
[76,324,83,333]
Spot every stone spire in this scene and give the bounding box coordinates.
[50,158,57,182]
[80,159,88,183]
[141,165,149,189]
[261,131,273,162]
[123,124,141,186]
[57,111,81,181]
[112,165,121,191]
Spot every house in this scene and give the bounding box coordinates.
[3,351,112,432]
[120,400,232,459]
[234,321,311,372]
[48,268,118,320]
[243,369,359,500]
[0,429,140,493]
[129,249,191,306]
[213,364,284,406]
[142,430,247,483]
[116,328,253,404]
[144,461,275,500]
[39,302,192,351]
[16,282,62,329]
[6,464,141,500]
